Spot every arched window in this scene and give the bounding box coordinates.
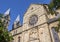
[18,36,20,42]
[51,27,60,42]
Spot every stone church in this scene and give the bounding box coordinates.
[1,4,60,42]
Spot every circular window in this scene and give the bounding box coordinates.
[29,15,38,25]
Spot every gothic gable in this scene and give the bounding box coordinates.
[23,4,48,31]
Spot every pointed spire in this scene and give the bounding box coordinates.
[4,8,10,16]
[13,15,21,29]
[14,15,20,24]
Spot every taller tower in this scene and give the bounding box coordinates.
[2,8,10,29]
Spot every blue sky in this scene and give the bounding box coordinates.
[0,0,50,31]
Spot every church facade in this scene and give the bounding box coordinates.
[2,4,60,42]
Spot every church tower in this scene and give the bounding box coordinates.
[2,8,10,28]
[12,15,21,30]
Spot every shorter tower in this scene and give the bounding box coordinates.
[12,15,21,30]
[2,8,10,28]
